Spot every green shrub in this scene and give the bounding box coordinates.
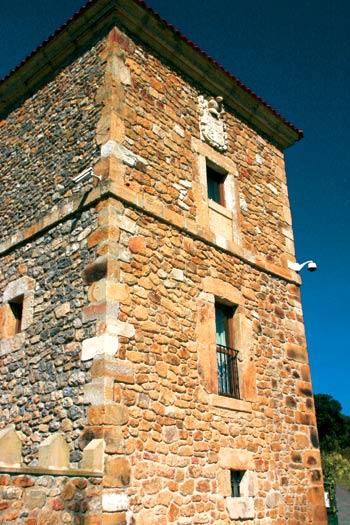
[322,451,350,489]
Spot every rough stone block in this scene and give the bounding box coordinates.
[0,332,25,356]
[285,343,308,363]
[226,496,254,520]
[106,321,135,339]
[102,491,130,512]
[102,513,127,525]
[87,227,120,249]
[104,456,130,487]
[24,489,47,510]
[3,276,35,302]
[240,471,257,497]
[84,377,115,405]
[217,469,231,497]
[81,334,119,361]
[88,404,129,425]
[219,448,253,470]
[54,302,70,319]
[202,276,244,305]
[91,356,135,383]
[128,236,146,254]
[82,439,105,472]
[266,490,281,508]
[79,426,124,454]
[0,427,22,467]
[87,280,129,304]
[38,433,69,470]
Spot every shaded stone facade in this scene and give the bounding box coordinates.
[0,1,327,524]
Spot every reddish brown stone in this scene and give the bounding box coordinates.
[88,227,120,248]
[88,404,129,425]
[14,476,35,488]
[3,511,19,521]
[129,236,146,254]
[104,456,131,487]
[101,513,127,525]
[168,503,180,522]
[51,498,65,511]
[61,483,76,501]
[0,475,10,485]
[73,478,88,490]
[84,515,102,525]
[25,519,37,525]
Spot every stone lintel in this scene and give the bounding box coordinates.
[219,448,253,470]
[202,277,244,306]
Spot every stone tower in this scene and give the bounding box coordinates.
[0,1,327,524]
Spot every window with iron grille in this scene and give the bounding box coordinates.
[230,470,245,497]
[215,303,240,399]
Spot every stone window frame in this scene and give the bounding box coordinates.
[0,276,35,354]
[215,301,240,399]
[192,137,241,246]
[197,277,256,413]
[218,448,256,521]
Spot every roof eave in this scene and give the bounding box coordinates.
[0,0,303,149]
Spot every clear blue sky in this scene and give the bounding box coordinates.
[1,1,349,415]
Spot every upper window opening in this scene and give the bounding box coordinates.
[230,470,245,497]
[9,295,24,335]
[206,163,227,206]
[215,303,240,399]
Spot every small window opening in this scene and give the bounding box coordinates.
[207,163,226,205]
[9,295,24,334]
[215,302,240,399]
[231,470,245,497]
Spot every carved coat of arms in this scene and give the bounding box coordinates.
[198,95,227,152]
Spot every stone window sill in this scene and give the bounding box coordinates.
[208,199,233,219]
[209,394,252,413]
[226,496,255,520]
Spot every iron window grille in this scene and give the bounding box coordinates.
[217,344,240,399]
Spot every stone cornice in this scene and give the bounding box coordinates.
[0,181,302,286]
[0,0,301,150]
[0,465,102,478]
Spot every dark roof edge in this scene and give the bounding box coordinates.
[0,0,303,150]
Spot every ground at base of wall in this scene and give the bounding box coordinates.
[336,485,350,525]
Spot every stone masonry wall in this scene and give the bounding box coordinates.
[0,210,99,464]
[0,39,105,238]
[118,30,293,261]
[0,15,326,525]
[0,473,102,524]
[77,201,324,524]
